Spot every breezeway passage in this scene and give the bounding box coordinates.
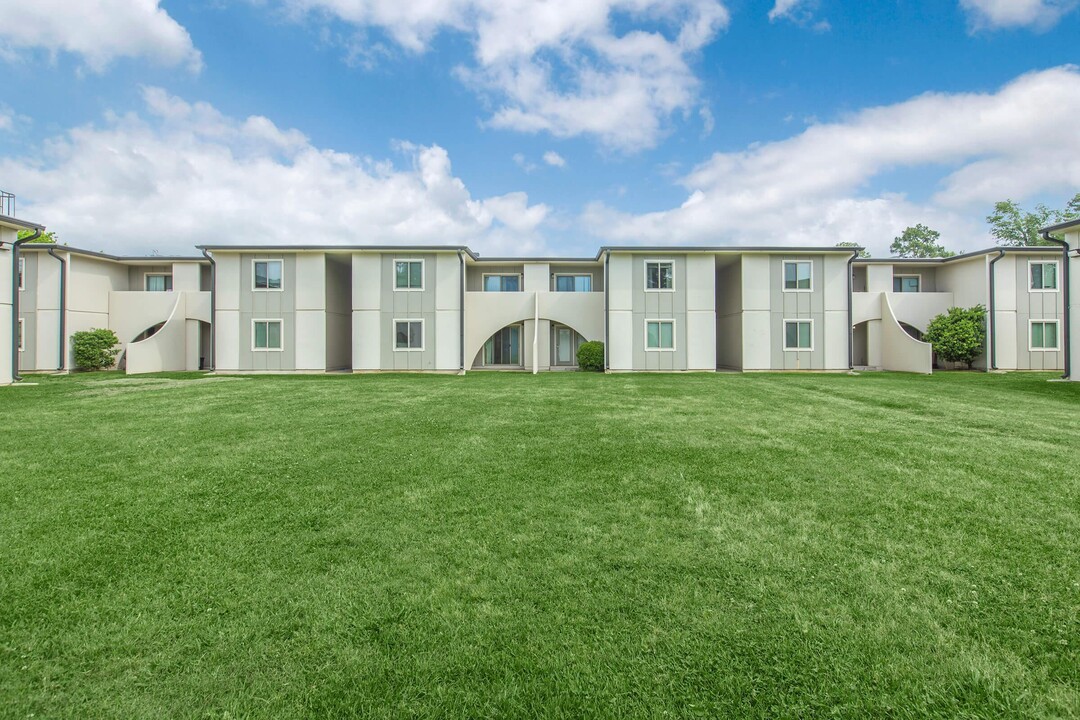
[1,371,1077,717]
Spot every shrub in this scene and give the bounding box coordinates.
[923,305,986,369]
[577,341,604,371]
[72,328,121,371]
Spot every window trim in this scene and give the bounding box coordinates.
[782,260,814,293]
[17,257,25,291]
[644,259,675,293]
[892,274,922,293]
[393,318,425,352]
[644,318,676,352]
[251,259,284,292]
[481,273,522,292]
[553,273,593,293]
[1028,260,1060,293]
[1029,319,1060,351]
[251,318,284,352]
[17,318,24,352]
[783,318,815,352]
[394,258,425,292]
[144,272,174,292]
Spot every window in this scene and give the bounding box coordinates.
[145,274,173,292]
[892,275,921,293]
[17,257,24,291]
[784,320,813,351]
[483,274,521,292]
[253,260,283,290]
[555,274,592,292]
[17,318,24,352]
[1030,321,1059,351]
[645,320,675,351]
[645,261,674,291]
[783,261,812,291]
[252,320,283,351]
[1030,261,1058,291]
[395,260,424,290]
[394,319,424,351]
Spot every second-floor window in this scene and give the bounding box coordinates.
[145,274,173,292]
[555,274,592,292]
[395,260,424,290]
[253,260,283,290]
[646,261,673,291]
[893,275,920,293]
[483,274,520,292]
[1030,262,1058,291]
[783,261,812,291]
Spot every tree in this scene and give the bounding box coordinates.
[890,225,955,258]
[924,306,986,370]
[72,329,120,371]
[986,192,1080,246]
[836,241,869,258]
[17,229,60,244]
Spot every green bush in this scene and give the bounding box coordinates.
[72,328,121,371]
[924,305,986,369]
[577,341,604,371]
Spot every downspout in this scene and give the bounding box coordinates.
[11,229,42,381]
[847,249,859,370]
[200,248,216,371]
[988,249,1005,371]
[603,251,610,371]
[459,251,465,374]
[47,247,67,371]
[1041,231,1071,379]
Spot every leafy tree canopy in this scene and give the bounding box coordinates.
[986,192,1080,247]
[836,241,869,258]
[17,229,60,244]
[890,225,955,258]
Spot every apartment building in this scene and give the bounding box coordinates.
[1,195,46,385]
[8,230,1077,381]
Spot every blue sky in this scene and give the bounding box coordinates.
[0,0,1078,256]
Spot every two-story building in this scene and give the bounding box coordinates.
[1,192,46,386]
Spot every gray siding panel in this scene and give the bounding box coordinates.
[380,253,438,370]
[1015,256,1064,370]
[770,255,827,370]
[631,255,687,370]
[238,253,297,370]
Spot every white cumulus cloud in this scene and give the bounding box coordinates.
[0,88,550,256]
[960,0,1079,30]
[542,151,567,168]
[277,0,730,151]
[0,0,202,72]
[583,66,1080,256]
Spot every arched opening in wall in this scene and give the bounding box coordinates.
[899,322,923,342]
[117,322,166,371]
[198,321,212,370]
[551,324,585,368]
[852,321,870,368]
[473,324,524,369]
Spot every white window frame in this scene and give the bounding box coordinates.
[17,318,24,352]
[1028,260,1059,293]
[144,272,173,292]
[393,318,425,352]
[18,257,25,291]
[782,260,813,293]
[1029,319,1060,351]
[644,318,676,352]
[251,259,284,292]
[553,273,593,293]
[481,273,522,292]
[251,318,284,352]
[644,260,675,292]
[892,274,921,293]
[394,259,425,292]
[783,319,815,352]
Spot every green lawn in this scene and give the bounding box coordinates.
[1,371,1078,718]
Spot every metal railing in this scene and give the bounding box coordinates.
[0,190,13,217]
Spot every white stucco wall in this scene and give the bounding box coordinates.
[1067,229,1080,381]
[352,253,381,370]
[606,253,634,371]
[740,254,771,370]
[0,232,13,384]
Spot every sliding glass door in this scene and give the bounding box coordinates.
[483,325,522,366]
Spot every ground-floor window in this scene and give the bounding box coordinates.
[1030,320,1059,350]
[394,319,424,351]
[645,319,675,351]
[252,319,283,351]
[484,325,521,365]
[784,319,813,351]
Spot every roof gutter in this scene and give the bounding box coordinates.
[987,249,1005,371]
[847,248,859,370]
[11,229,42,381]
[200,248,216,371]
[1041,230,1070,380]
[46,247,67,371]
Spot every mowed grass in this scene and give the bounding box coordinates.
[0,371,1078,719]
